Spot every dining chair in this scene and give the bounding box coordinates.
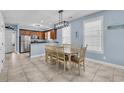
[50,45,58,63]
[45,45,54,63]
[56,46,68,71]
[71,45,87,75]
[45,45,58,63]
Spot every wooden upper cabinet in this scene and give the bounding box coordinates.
[50,30,57,40]
[19,29,56,40]
[20,29,31,36]
[25,31,30,36]
[41,32,45,39]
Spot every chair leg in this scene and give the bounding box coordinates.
[65,61,67,70]
[78,63,80,75]
[56,59,59,70]
[83,61,85,72]
[57,60,60,69]
[74,63,76,68]
[71,62,74,70]
[50,56,52,62]
[45,54,48,63]
[64,61,66,71]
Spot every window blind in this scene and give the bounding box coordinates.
[84,16,103,52]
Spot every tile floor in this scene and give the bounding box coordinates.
[0,53,124,82]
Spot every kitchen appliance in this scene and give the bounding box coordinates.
[20,35,31,53]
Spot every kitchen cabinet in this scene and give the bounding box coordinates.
[50,30,57,40]
[20,29,46,40]
[19,29,57,40]
[45,32,48,40]
[41,32,45,39]
[20,30,31,36]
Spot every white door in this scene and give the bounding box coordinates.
[5,29,13,53]
[0,28,5,72]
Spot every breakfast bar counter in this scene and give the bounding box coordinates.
[30,41,58,58]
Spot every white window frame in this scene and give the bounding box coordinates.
[62,25,71,44]
[83,16,103,53]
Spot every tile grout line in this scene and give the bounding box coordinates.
[6,62,9,82]
[112,67,115,82]
[31,61,63,81]
[31,61,64,81]
[91,64,102,82]
[19,61,30,82]
[30,61,50,81]
[6,56,11,82]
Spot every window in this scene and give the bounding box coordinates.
[62,25,71,44]
[83,16,103,52]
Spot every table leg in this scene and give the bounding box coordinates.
[68,54,72,70]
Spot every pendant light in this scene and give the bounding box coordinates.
[54,10,69,29]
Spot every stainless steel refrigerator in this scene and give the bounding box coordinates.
[20,35,31,53]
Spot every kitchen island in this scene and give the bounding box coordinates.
[30,41,58,58]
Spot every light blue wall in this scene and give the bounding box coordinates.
[71,19,83,48]
[70,10,124,66]
[56,29,62,44]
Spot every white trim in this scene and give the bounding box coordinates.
[16,52,20,54]
[87,50,104,54]
[30,54,45,58]
[83,16,104,52]
[86,58,124,70]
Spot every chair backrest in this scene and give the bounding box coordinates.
[51,45,57,56]
[79,45,88,62]
[56,46,65,60]
[45,45,50,52]
[45,45,56,54]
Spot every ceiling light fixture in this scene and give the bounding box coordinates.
[32,24,43,27]
[54,10,69,29]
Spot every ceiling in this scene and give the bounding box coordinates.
[2,10,100,31]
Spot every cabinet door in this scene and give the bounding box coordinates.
[50,30,56,40]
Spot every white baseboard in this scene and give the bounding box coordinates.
[30,54,45,58]
[15,52,20,54]
[86,58,124,70]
